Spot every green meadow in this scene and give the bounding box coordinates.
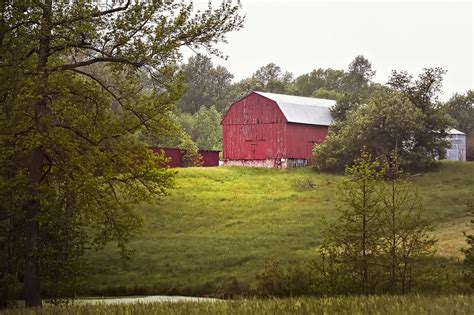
[77,161,474,297]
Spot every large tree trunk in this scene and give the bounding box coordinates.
[24,149,43,307]
[24,0,52,307]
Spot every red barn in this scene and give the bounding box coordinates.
[221,91,335,168]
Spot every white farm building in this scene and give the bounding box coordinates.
[446,128,466,161]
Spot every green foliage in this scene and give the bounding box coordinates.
[0,0,243,306]
[387,67,453,169]
[314,91,423,171]
[329,92,362,121]
[294,68,347,96]
[255,260,315,297]
[316,67,452,172]
[293,55,375,98]
[320,151,384,294]
[178,54,235,114]
[311,88,343,101]
[230,63,295,99]
[444,90,474,135]
[178,133,203,167]
[319,151,436,295]
[177,106,222,150]
[378,155,436,293]
[329,84,389,122]
[344,55,376,91]
[444,90,474,160]
[463,202,474,289]
[251,63,294,94]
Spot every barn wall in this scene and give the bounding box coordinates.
[222,93,288,160]
[285,123,329,159]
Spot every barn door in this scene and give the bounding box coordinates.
[250,142,257,159]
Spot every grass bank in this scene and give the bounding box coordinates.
[80,161,473,296]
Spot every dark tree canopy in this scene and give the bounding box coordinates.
[294,68,347,97]
[387,67,452,169]
[444,90,474,134]
[315,68,452,172]
[314,91,423,171]
[251,62,293,94]
[444,90,474,160]
[345,55,376,90]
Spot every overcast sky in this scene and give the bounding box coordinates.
[192,0,473,101]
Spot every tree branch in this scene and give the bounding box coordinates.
[52,0,132,26]
[51,56,143,72]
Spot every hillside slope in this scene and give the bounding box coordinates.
[86,162,473,296]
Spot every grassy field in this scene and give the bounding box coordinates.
[4,295,474,315]
[81,161,473,296]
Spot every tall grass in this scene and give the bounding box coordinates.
[4,295,474,315]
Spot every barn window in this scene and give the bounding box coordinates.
[256,118,260,124]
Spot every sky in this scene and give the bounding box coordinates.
[191,0,473,101]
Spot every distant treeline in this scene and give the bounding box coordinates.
[165,54,473,167]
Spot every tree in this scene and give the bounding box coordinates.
[226,63,294,103]
[463,202,474,289]
[251,62,293,94]
[228,77,265,100]
[176,106,222,150]
[444,90,474,134]
[379,154,435,293]
[178,54,234,114]
[0,0,243,307]
[345,55,376,91]
[293,56,378,122]
[319,151,436,295]
[320,152,383,295]
[329,93,362,122]
[294,68,346,97]
[313,91,423,172]
[387,68,453,169]
[444,91,474,160]
[311,88,343,101]
[192,106,222,150]
[179,132,203,167]
[315,68,453,172]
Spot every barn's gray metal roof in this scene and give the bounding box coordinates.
[255,91,336,126]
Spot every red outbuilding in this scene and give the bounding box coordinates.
[150,147,220,168]
[221,91,336,168]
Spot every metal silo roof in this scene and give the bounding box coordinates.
[255,91,336,126]
[447,128,465,135]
